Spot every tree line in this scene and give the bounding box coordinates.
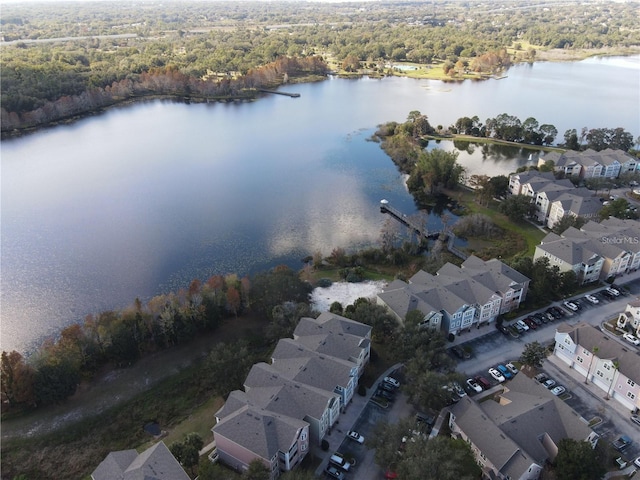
[1,56,328,132]
[3,0,639,132]
[0,266,312,411]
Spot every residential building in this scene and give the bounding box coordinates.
[534,218,640,282]
[211,313,371,479]
[554,322,640,411]
[213,405,309,479]
[509,170,557,196]
[91,441,190,480]
[539,149,637,179]
[449,374,598,480]
[292,312,372,377]
[617,298,640,338]
[533,231,604,284]
[545,189,602,229]
[376,255,530,334]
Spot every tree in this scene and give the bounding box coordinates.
[489,175,509,198]
[243,459,270,480]
[468,174,493,206]
[563,129,580,150]
[409,149,465,196]
[599,198,639,220]
[266,302,312,343]
[552,215,586,235]
[33,357,80,406]
[1,350,35,409]
[170,433,204,475]
[553,439,605,480]
[250,266,313,318]
[519,341,547,370]
[584,346,599,384]
[398,437,482,480]
[498,194,534,221]
[204,341,256,397]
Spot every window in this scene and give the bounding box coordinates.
[627,379,636,388]
[596,370,604,378]
[604,363,611,370]
[577,356,584,363]
[627,392,636,400]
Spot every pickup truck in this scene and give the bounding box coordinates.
[612,435,633,451]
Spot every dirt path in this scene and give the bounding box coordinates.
[1,315,266,440]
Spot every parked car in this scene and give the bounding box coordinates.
[347,430,365,444]
[384,376,400,388]
[516,319,530,331]
[452,382,467,398]
[488,368,506,382]
[379,381,396,392]
[534,313,549,324]
[496,323,510,335]
[612,435,633,452]
[466,378,483,393]
[534,373,548,383]
[585,294,599,304]
[523,317,538,330]
[497,364,513,379]
[551,385,566,396]
[551,306,566,317]
[635,457,640,469]
[623,333,640,346]
[376,388,395,401]
[325,465,346,480]
[606,287,620,297]
[563,301,579,312]
[329,453,351,471]
[630,414,640,427]
[506,362,519,375]
[475,376,492,390]
[451,345,470,360]
[513,322,525,334]
[542,379,557,389]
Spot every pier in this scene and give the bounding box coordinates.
[379,200,442,239]
[379,200,468,259]
[257,89,300,98]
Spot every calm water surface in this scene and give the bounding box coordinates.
[2,56,639,352]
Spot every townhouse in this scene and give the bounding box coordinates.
[507,170,602,227]
[376,255,530,335]
[554,322,640,412]
[539,148,637,179]
[211,312,371,479]
[534,218,640,283]
[617,298,640,338]
[91,441,190,480]
[449,374,598,480]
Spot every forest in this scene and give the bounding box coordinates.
[2,0,639,132]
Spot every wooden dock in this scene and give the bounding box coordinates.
[257,89,300,98]
[379,201,442,239]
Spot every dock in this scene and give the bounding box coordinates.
[379,200,442,239]
[257,89,300,98]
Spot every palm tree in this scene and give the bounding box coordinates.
[584,346,599,384]
[605,360,620,400]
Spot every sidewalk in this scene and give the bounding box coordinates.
[312,363,403,478]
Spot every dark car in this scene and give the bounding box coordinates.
[534,313,548,324]
[524,317,538,330]
[552,306,566,317]
[475,376,492,390]
[376,388,395,401]
[451,345,471,360]
[496,324,510,335]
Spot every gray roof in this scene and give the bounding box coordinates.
[242,362,339,420]
[536,232,601,266]
[92,442,190,480]
[548,148,635,170]
[214,405,306,461]
[378,256,529,320]
[270,339,355,392]
[553,189,602,217]
[293,313,372,363]
[451,374,594,478]
[557,322,640,383]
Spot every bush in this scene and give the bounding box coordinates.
[321,439,330,451]
[448,333,455,342]
[316,278,333,288]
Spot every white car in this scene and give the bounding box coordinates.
[488,368,505,383]
[543,379,556,389]
[635,456,640,469]
[506,362,519,375]
[466,378,483,393]
[516,319,530,331]
[347,430,365,444]
[623,333,640,346]
[606,287,620,296]
[563,301,578,312]
[384,376,400,388]
[551,385,566,396]
[585,294,599,304]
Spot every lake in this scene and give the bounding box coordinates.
[1,55,639,353]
